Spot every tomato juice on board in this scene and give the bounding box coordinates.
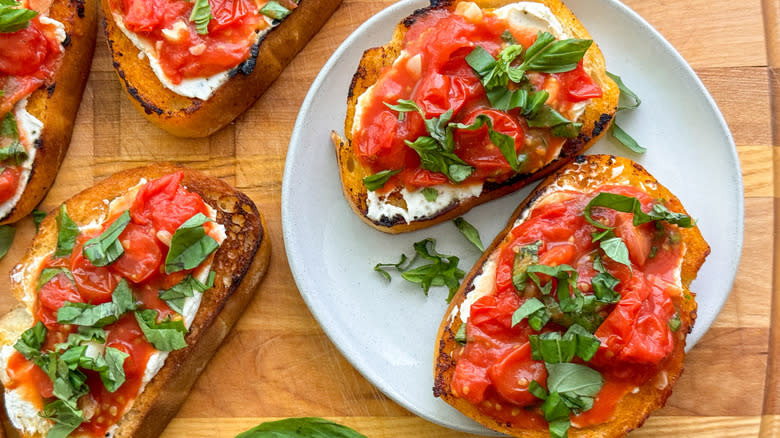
[450,185,687,430]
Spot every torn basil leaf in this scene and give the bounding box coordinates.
[0,224,13,259]
[421,187,438,202]
[134,309,188,351]
[55,205,79,257]
[512,241,541,290]
[453,217,484,251]
[363,169,400,191]
[165,213,219,274]
[37,267,74,290]
[159,271,215,314]
[189,0,212,34]
[259,0,291,20]
[83,210,130,267]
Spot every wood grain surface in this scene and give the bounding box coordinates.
[0,0,774,436]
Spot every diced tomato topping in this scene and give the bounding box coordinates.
[70,242,120,304]
[0,167,21,204]
[110,222,163,283]
[453,108,524,180]
[130,171,209,235]
[0,21,51,76]
[36,273,82,327]
[556,60,603,102]
[488,343,548,406]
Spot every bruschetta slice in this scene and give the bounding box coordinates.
[434,155,709,437]
[103,0,342,137]
[333,0,619,233]
[0,0,97,224]
[0,164,270,437]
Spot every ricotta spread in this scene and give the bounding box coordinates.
[0,99,42,221]
[366,183,483,223]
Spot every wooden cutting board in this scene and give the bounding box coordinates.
[0,0,775,436]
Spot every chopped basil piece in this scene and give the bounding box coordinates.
[32,208,46,231]
[527,106,581,139]
[584,192,693,230]
[134,309,188,351]
[0,224,13,259]
[448,114,520,172]
[669,312,681,332]
[399,238,465,302]
[235,417,368,438]
[500,29,516,44]
[529,324,599,363]
[100,347,129,392]
[609,122,646,153]
[0,138,27,165]
[591,256,621,303]
[1,111,17,137]
[55,326,106,351]
[57,279,137,327]
[37,267,74,290]
[159,271,215,314]
[363,169,400,191]
[259,0,291,20]
[189,0,212,34]
[520,32,592,74]
[82,210,130,266]
[511,297,549,330]
[373,253,412,282]
[405,135,473,183]
[421,187,438,202]
[55,205,79,257]
[512,241,541,290]
[606,71,641,111]
[453,217,484,251]
[13,321,46,359]
[165,213,219,274]
[454,324,467,344]
[599,236,631,271]
[546,362,603,408]
[41,400,84,438]
[0,1,38,33]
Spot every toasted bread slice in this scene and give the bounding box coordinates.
[102,0,342,138]
[0,164,271,437]
[434,155,709,437]
[0,0,97,224]
[333,0,619,233]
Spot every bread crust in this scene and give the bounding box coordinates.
[102,0,342,138]
[433,155,710,437]
[333,0,619,234]
[0,0,98,225]
[0,164,271,438]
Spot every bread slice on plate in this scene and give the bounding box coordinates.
[0,164,270,437]
[434,155,709,437]
[333,0,619,233]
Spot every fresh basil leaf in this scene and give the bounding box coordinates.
[159,272,214,314]
[165,213,219,274]
[649,203,694,228]
[1,111,17,137]
[565,324,600,361]
[37,267,74,290]
[599,236,631,270]
[0,3,37,34]
[373,253,411,282]
[13,321,46,359]
[669,311,681,332]
[453,217,484,251]
[520,32,592,74]
[384,98,421,121]
[454,324,467,344]
[0,138,27,165]
[363,169,400,191]
[546,362,603,401]
[512,241,541,289]
[32,208,46,231]
[465,45,496,78]
[606,71,641,111]
[83,210,130,267]
[591,256,620,304]
[540,391,570,423]
[189,0,212,34]
[235,417,367,438]
[584,192,693,232]
[526,105,571,128]
[134,309,188,351]
[55,326,106,351]
[528,379,547,400]
[609,122,646,153]
[54,205,79,257]
[511,297,548,330]
[0,224,14,259]
[529,331,576,363]
[550,122,582,139]
[424,108,453,145]
[448,114,519,172]
[405,135,473,183]
[548,418,571,438]
[501,29,516,44]
[259,0,291,20]
[523,90,549,117]
[421,187,438,202]
[486,87,526,111]
[400,238,465,302]
[100,347,129,392]
[57,279,136,327]
[40,399,84,438]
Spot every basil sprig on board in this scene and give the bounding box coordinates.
[0,0,38,33]
[165,213,220,274]
[529,362,604,438]
[83,210,131,266]
[235,417,367,438]
[55,205,79,257]
[605,71,645,153]
[189,0,212,34]
[362,169,400,191]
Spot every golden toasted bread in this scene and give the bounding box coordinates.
[434,155,709,437]
[0,0,97,224]
[0,164,271,437]
[102,0,342,138]
[333,0,619,233]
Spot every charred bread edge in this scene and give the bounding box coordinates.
[332,0,619,234]
[0,0,98,225]
[433,155,710,437]
[102,0,343,138]
[1,164,271,438]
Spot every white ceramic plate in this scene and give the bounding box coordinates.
[282,0,743,434]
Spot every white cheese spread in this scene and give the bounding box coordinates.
[366,183,483,223]
[0,99,42,221]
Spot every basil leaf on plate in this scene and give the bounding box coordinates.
[453,217,484,251]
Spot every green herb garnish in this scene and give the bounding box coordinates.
[165,213,219,274]
[453,217,484,251]
[363,169,400,191]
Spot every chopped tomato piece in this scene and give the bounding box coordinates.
[111,222,162,283]
[451,358,492,405]
[0,22,51,76]
[0,167,21,204]
[453,108,524,180]
[130,171,209,235]
[557,60,603,102]
[488,343,547,407]
[70,244,119,304]
[37,273,81,326]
